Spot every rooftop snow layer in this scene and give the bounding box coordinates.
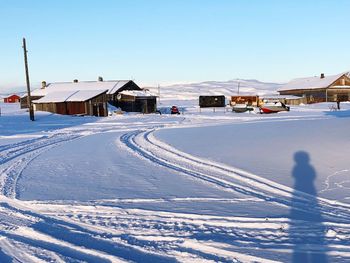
[66,89,107,102]
[46,80,131,95]
[35,90,107,103]
[23,88,47,98]
[119,90,156,97]
[28,80,133,98]
[278,72,348,91]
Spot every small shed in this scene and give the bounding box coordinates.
[116,90,157,113]
[199,95,226,108]
[230,95,260,106]
[34,90,108,117]
[4,94,20,103]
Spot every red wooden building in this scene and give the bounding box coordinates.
[4,94,20,103]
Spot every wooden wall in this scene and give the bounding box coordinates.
[280,88,350,103]
[116,94,157,113]
[21,96,44,108]
[230,96,259,106]
[331,75,350,87]
[34,93,108,117]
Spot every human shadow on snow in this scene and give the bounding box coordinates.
[289,151,328,263]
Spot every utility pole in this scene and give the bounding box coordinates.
[23,37,34,121]
[158,84,160,104]
[237,79,240,95]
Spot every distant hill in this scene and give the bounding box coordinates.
[147,79,283,102]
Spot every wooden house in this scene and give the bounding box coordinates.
[116,90,157,113]
[21,79,142,109]
[4,94,20,103]
[199,95,226,108]
[34,90,108,117]
[278,72,350,103]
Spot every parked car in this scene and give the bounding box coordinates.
[171,106,180,115]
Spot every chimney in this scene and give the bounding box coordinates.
[320,73,325,79]
[98,76,103,82]
[73,79,78,83]
[41,81,47,89]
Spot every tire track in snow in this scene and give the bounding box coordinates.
[0,199,178,263]
[31,202,350,262]
[119,129,350,223]
[145,131,350,219]
[1,115,349,261]
[0,133,82,198]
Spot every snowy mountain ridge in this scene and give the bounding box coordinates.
[147,79,283,102]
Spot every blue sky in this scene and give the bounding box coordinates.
[1,0,349,92]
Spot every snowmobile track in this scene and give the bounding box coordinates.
[119,129,350,223]
[0,133,81,198]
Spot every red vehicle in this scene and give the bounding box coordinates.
[259,101,290,114]
[171,106,180,115]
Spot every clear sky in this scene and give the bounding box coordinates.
[1,0,349,92]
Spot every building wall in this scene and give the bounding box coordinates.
[230,96,259,106]
[108,81,142,105]
[326,89,350,102]
[87,93,108,116]
[4,95,20,103]
[199,96,226,108]
[35,103,56,113]
[116,94,157,113]
[279,89,325,103]
[34,93,108,117]
[21,96,44,108]
[331,75,350,86]
[280,88,350,103]
[285,98,307,105]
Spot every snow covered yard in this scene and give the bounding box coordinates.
[1,102,350,262]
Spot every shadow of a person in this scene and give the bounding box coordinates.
[289,151,328,263]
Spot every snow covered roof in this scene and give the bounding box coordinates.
[31,88,47,97]
[106,80,132,94]
[119,90,157,97]
[21,88,47,98]
[66,90,107,102]
[34,91,75,103]
[27,80,135,99]
[278,72,348,91]
[34,90,107,103]
[44,80,132,95]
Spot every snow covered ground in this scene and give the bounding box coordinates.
[1,99,350,262]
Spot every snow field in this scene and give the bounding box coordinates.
[1,102,350,262]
